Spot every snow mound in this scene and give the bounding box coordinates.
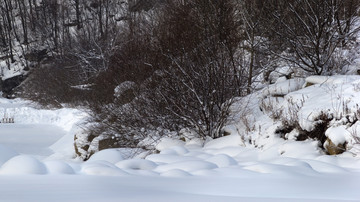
[160,146,189,155]
[81,166,129,176]
[155,160,218,173]
[205,154,237,167]
[243,163,289,174]
[160,169,192,177]
[81,161,129,176]
[146,154,200,164]
[44,161,75,174]
[115,159,157,170]
[262,78,305,97]
[204,135,243,149]
[87,149,124,164]
[303,160,348,173]
[0,155,47,175]
[156,137,185,151]
[278,140,322,159]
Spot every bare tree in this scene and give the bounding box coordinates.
[271,0,360,75]
[238,0,276,93]
[151,0,243,138]
[2,0,15,63]
[333,0,360,46]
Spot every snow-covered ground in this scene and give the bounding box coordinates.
[0,94,359,201]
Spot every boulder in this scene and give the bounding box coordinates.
[324,138,346,155]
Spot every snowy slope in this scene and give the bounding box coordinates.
[0,81,359,201]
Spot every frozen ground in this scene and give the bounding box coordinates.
[0,95,359,201]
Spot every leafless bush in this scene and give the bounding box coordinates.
[267,0,360,75]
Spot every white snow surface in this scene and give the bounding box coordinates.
[262,78,305,97]
[0,85,359,201]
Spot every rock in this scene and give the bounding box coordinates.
[74,130,92,160]
[74,132,123,160]
[324,138,346,155]
[98,136,121,151]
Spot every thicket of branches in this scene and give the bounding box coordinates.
[0,0,359,155]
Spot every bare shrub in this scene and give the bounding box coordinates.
[267,0,360,75]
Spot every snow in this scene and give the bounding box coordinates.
[44,161,75,174]
[325,126,350,145]
[286,75,360,131]
[204,134,244,149]
[262,78,305,97]
[2,4,360,201]
[156,137,185,151]
[115,159,157,170]
[0,155,47,175]
[0,124,65,159]
[0,80,359,201]
[0,145,18,166]
[206,154,237,167]
[87,149,124,164]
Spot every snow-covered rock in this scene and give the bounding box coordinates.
[156,137,185,151]
[262,78,305,97]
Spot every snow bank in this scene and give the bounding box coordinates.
[246,75,360,154]
[0,98,87,131]
[0,97,87,160]
[287,75,360,131]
